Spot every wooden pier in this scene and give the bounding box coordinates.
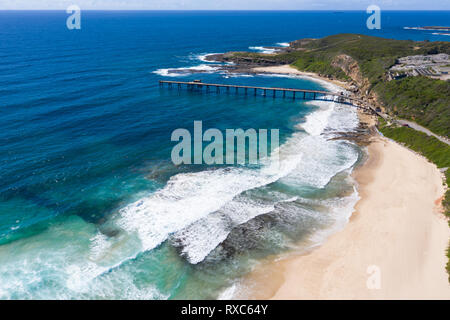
[159,80,377,114]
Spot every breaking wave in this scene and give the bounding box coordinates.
[115,98,360,264]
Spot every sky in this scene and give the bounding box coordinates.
[0,0,448,10]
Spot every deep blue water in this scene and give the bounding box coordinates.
[0,11,448,299]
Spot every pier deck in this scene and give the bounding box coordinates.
[159,80,377,114]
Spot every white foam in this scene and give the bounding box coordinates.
[249,46,280,54]
[0,94,363,300]
[302,103,335,136]
[115,117,320,260]
[195,53,222,63]
[276,42,290,47]
[116,153,301,259]
[280,136,358,189]
[185,101,358,261]
[173,197,276,264]
[405,26,450,32]
[116,96,359,265]
[156,52,231,77]
[226,73,255,78]
[218,283,237,300]
[280,100,359,189]
[0,215,170,300]
[65,259,168,299]
[307,185,360,246]
[153,68,184,77]
[0,79,360,300]
[303,99,358,135]
[153,64,221,77]
[89,233,112,261]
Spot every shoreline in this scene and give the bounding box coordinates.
[252,65,352,91]
[237,137,450,299]
[232,65,450,299]
[251,65,377,128]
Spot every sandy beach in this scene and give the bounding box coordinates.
[252,65,352,90]
[240,138,449,299]
[238,65,450,299]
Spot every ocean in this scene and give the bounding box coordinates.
[0,10,449,299]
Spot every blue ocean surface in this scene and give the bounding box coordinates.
[0,10,449,299]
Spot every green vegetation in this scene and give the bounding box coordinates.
[231,34,450,137]
[448,246,450,280]
[376,77,450,137]
[291,52,350,80]
[378,119,450,279]
[293,34,418,85]
[293,34,450,137]
[378,119,450,171]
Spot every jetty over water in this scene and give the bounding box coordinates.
[159,80,377,114]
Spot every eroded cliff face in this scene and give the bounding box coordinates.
[332,54,368,87]
[331,54,385,113]
[208,51,386,113]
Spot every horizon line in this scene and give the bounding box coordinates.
[1,9,449,11]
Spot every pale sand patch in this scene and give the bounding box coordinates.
[239,138,450,299]
[252,65,351,90]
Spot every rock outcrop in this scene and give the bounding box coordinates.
[331,54,385,113]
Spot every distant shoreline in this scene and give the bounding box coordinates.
[251,65,352,91]
[405,26,450,31]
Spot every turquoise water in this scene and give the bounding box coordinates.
[0,10,449,299]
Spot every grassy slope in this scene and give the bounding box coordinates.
[376,77,450,137]
[233,34,450,137]
[295,34,450,137]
